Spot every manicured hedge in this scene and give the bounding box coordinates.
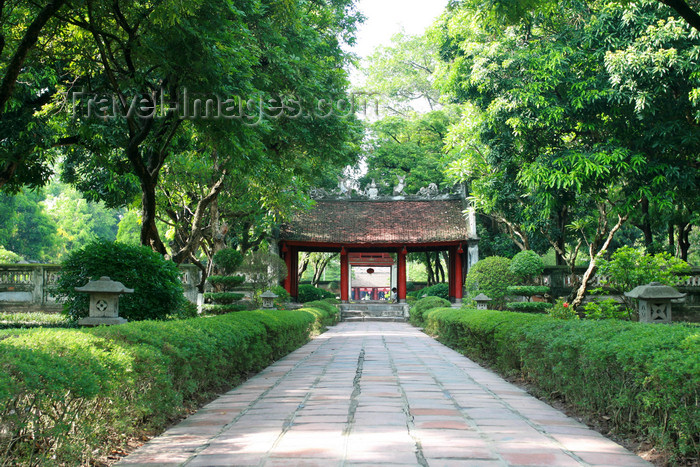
[423,308,700,463]
[297,284,335,303]
[505,301,553,313]
[0,306,335,465]
[409,296,451,326]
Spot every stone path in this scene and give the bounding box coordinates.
[119,322,651,467]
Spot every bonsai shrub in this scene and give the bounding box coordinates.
[416,282,449,300]
[298,284,334,303]
[597,246,690,310]
[464,256,516,309]
[508,250,544,284]
[237,250,288,304]
[55,240,186,321]
[409,296,451,326]
[205,248,247,314]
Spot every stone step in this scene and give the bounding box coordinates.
[340,316,406,323]
[340,303,409,322]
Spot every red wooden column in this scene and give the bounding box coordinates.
[455,244,464,303]
[290,246,299,300]
[282,243,292,295]
[448,247,456,301]
[340,247,349,303]
[397,246,407,303]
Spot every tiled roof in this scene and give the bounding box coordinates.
[280,198,470,245]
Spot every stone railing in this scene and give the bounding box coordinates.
[539,266,700,306]
[0,264,201,313]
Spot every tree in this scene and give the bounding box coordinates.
[42,182,122,261]
[0,0,80,191]
[435,0,699,307]
[54,0,362,258]
[360,108,460,195]
[0,190,56,260]
[360,32,442,114]
[298,252,338,287]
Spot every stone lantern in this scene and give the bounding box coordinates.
[624,282,686,324]
[75,276,133,326]
[474,293,492,310]
[261,290,278,309]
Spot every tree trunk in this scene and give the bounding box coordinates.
[435,251,445,283]
[679,222,691,261]
[298,252,310,284]
[312,253,336,287]
[555,207,568,266]
[140,178,167,255]
[669,223,675,252]
[424,252,434,286]
[639,197,653,251]
[207,197,228,277]
[170,169,228,264]
[571,213,628,309]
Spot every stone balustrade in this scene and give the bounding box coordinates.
[0,263,201,313]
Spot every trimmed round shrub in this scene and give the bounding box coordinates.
[508,250,544,284]
[56,240,185,321]
[409,296,451,326]
[212,248,243,275]
[298,284,334,303]
[465,256,516,309]
[416,282,450,300]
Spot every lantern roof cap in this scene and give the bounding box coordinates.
[75,276,134,294]
[624,282,685,300]
[261,290,278,299]
[474,293,492,302]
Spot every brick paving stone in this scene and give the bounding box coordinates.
[118,322,652,467]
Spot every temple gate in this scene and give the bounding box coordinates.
[278,189,479,304]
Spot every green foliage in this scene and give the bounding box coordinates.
[547,300,579,320]
[409,296,451,326]
[302,300,340,328]
[415,282,450,300]
[213,248,243,275]
[115,210,141,245]
[582,298,628,320]
[202,303,251,315]
[270,285,292,308]
[464,257,516,309]
[424,309,700,462]
[207,275,245,290]
[505,302,553,313]
[509,250,544,284]
[298,284,335,303]
[0,309,328,465]
[0,190,56,261]
[436,0,700,295]
[42,182,122,261]
[203,292,245,304]
[0,246,23,263]
[0,312,74,330]
[598,246,691,292]
[506,285,550,296]
[238,250,288,303]
[55,240,185,321]
[358,108,461,195]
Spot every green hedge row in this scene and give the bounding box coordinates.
[0,306,336,465]
[424,308,699,463]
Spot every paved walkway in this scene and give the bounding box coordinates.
[119,322,651,467]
